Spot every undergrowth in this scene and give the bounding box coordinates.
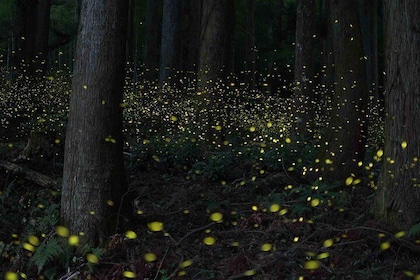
[2,73,420,280]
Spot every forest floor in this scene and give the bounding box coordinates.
[1,136,420,280]
[0,78,419,279]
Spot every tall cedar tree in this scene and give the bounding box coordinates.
[244,0,256,90]
[159,0,182,88]
[197,0,235,143]
[293,0,316,138]
[144,0,161,82]
[373,0,420,228]
[317,0,368,181]
[13,0,52,159]
[61,0,128,245]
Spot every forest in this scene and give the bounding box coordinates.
[0,0,419,279]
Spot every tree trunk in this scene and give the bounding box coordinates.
[244,0,256,90]
[373,0,420,228]
[126,0,135,78]
[318,0,368,181]
[61,0,129,246]
[197,0,235,143]
[144,0,161,83]
[13,0,52,160]
[12,0,38,80]
[33,0,51,79]
[293,0,316,139]
[159,0,182,88]
[184,0,202,74]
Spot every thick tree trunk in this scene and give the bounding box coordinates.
[373,0,420,228]
[144,0,161,83]
[61,0,128,245]
[159,0,182,88]
[318,0,368,181]
[293,0,316,138]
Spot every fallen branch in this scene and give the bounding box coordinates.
[0,160,58,188]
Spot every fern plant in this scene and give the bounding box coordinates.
[29,238,65,276]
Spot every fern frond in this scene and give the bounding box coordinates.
[29,238,64,274]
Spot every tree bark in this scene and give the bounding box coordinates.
[12,0,38,80]
[144,0,161,83]
[184,0,202,73]
[318,0,368,181]
[61,0,128,246]
[293,0,316,138]
[197,0,235,143]
[245,0,256,90]
[373,0,420,228]
[159,0,182,88]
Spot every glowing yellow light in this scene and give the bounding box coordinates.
[323,239,334,247]
[260,243,272,251]
[394,231,405,238]
[376,149,384,157]
[123,271,136,278]
[311,198,320,207]
[269,204,280,212]
[28,235,40,246]
[148,221,164,232]
[285,137,291,144]
[243,270,256,276]
[68,235,79,246]
[345,176,353,186]
[107,200,114,206]
[5,272,19,280]
[401,141,408,149]
[125,230,137,239]
[317,252,329,259]
[86,253,99,264]
[23,243,36,252]
[144,253,157,262]
[380,241,390,250]
[304,260,320,269]
[279,209,288,216]
[249,126,256,132]
[203,236,216,245]
[179,259,193,268]
[210,212,223,222]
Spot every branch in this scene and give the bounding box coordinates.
[0,160,58,188]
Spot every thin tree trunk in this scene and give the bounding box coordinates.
[185,0,202,74]
[126,0,135,78]
[61,0,129,246]
[293,0,316,138]
[245,0,256,90]
[159,0,182,89]
[144,0,161,83]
